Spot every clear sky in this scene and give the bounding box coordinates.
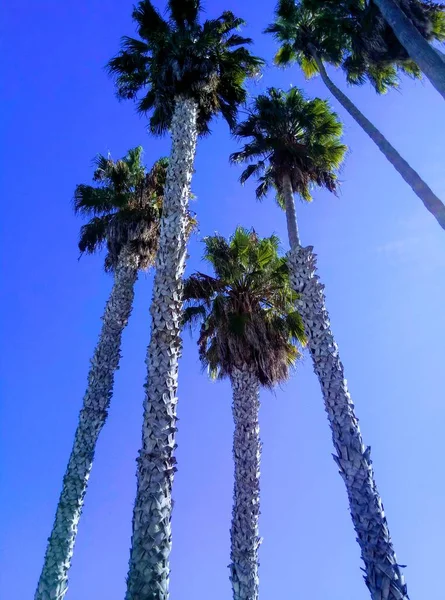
[1,1,445,599]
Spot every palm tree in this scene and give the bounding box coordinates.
[231,88,409,600]
[304,0,423,91]
[35,148,167,600]
[108,2,263,597]
[305,0,445,99]
[366,0,445,100]
[183,228,305,600]
[266,0,445,231]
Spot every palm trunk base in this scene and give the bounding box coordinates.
[288,245,408,600]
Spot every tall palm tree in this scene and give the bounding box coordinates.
[303,0,445,96]
[231,88,409,600]
[266,0,445,231]
[304,0,423,91]
[183,228,305,600]
[35,148,167,600]
[108,3,263,597]
[366,0,445,99]
[305,0,445,98]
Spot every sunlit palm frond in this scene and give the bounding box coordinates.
[232,87,346,206]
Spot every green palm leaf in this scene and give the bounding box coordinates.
[75,149,168,271]
[183,227,306,386]
[107,0,264,135]
[231,87,346,206]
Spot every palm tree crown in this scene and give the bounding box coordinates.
[74,147,167,271]
[230,87,346,204]
[267,0,444,94]
[183,227,306,387]
[107,0,264,135]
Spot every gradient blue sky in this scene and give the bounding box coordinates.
[1,1,445,599]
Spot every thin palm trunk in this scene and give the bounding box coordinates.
[35,246,139,600]
[282,172,301,247]
[229,366,261,600]
[309,46,445,232]
[125,96,198,600]
[373,0,445,101]
[281,179,408,600]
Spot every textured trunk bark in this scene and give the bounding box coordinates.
[309,46,445,232]
[283,196,408,599]
[229,366,261,600]
[373,0,445,100]
[281,172,301,247]
[35,247,139,600]
[125,96,198,600]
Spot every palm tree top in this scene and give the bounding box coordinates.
[230,87,346,204]
[266,0,346,73]
[74,147,167,271]
[266,0,444,93]
[107,0,264,136]
[183,227,305,387]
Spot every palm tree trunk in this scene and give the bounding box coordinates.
[282,186,408,600]
[125,96,198,600]
[373,0,445,101]
[281,172,301,247]
[229,366,261,600]
[35,246,139,600]
[309,45,445,232]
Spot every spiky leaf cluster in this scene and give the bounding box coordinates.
[108,0,264,135]
[231,87,346,205]
[267,0,445,93]
[183,227,306,386]
[74,147,167,271]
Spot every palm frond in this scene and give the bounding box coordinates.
[78,217,109,255]
[182,305,207,328]
[107,0,264,134]
[74,185,115,215]
[183,227,305,387]
[75,148,166,272]
[232,86,346,206]
[168,0,201,27]
[133,1,168,39]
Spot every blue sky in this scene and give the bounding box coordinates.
[1,1,445,599]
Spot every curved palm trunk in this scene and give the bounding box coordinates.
[125,96,198,600]
[35,246,139,600]
[280,181,408,600]
[373,0,445,101]
[309,46,445,232]
[230,366,261,600]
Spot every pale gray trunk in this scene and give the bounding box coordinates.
[373,0,445,101]
[309,46,445,232]
[125,96,198,600]
[229,366,261,600]
[281,172,301,247]
[283,190,408,598]
[35,246,139,600]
